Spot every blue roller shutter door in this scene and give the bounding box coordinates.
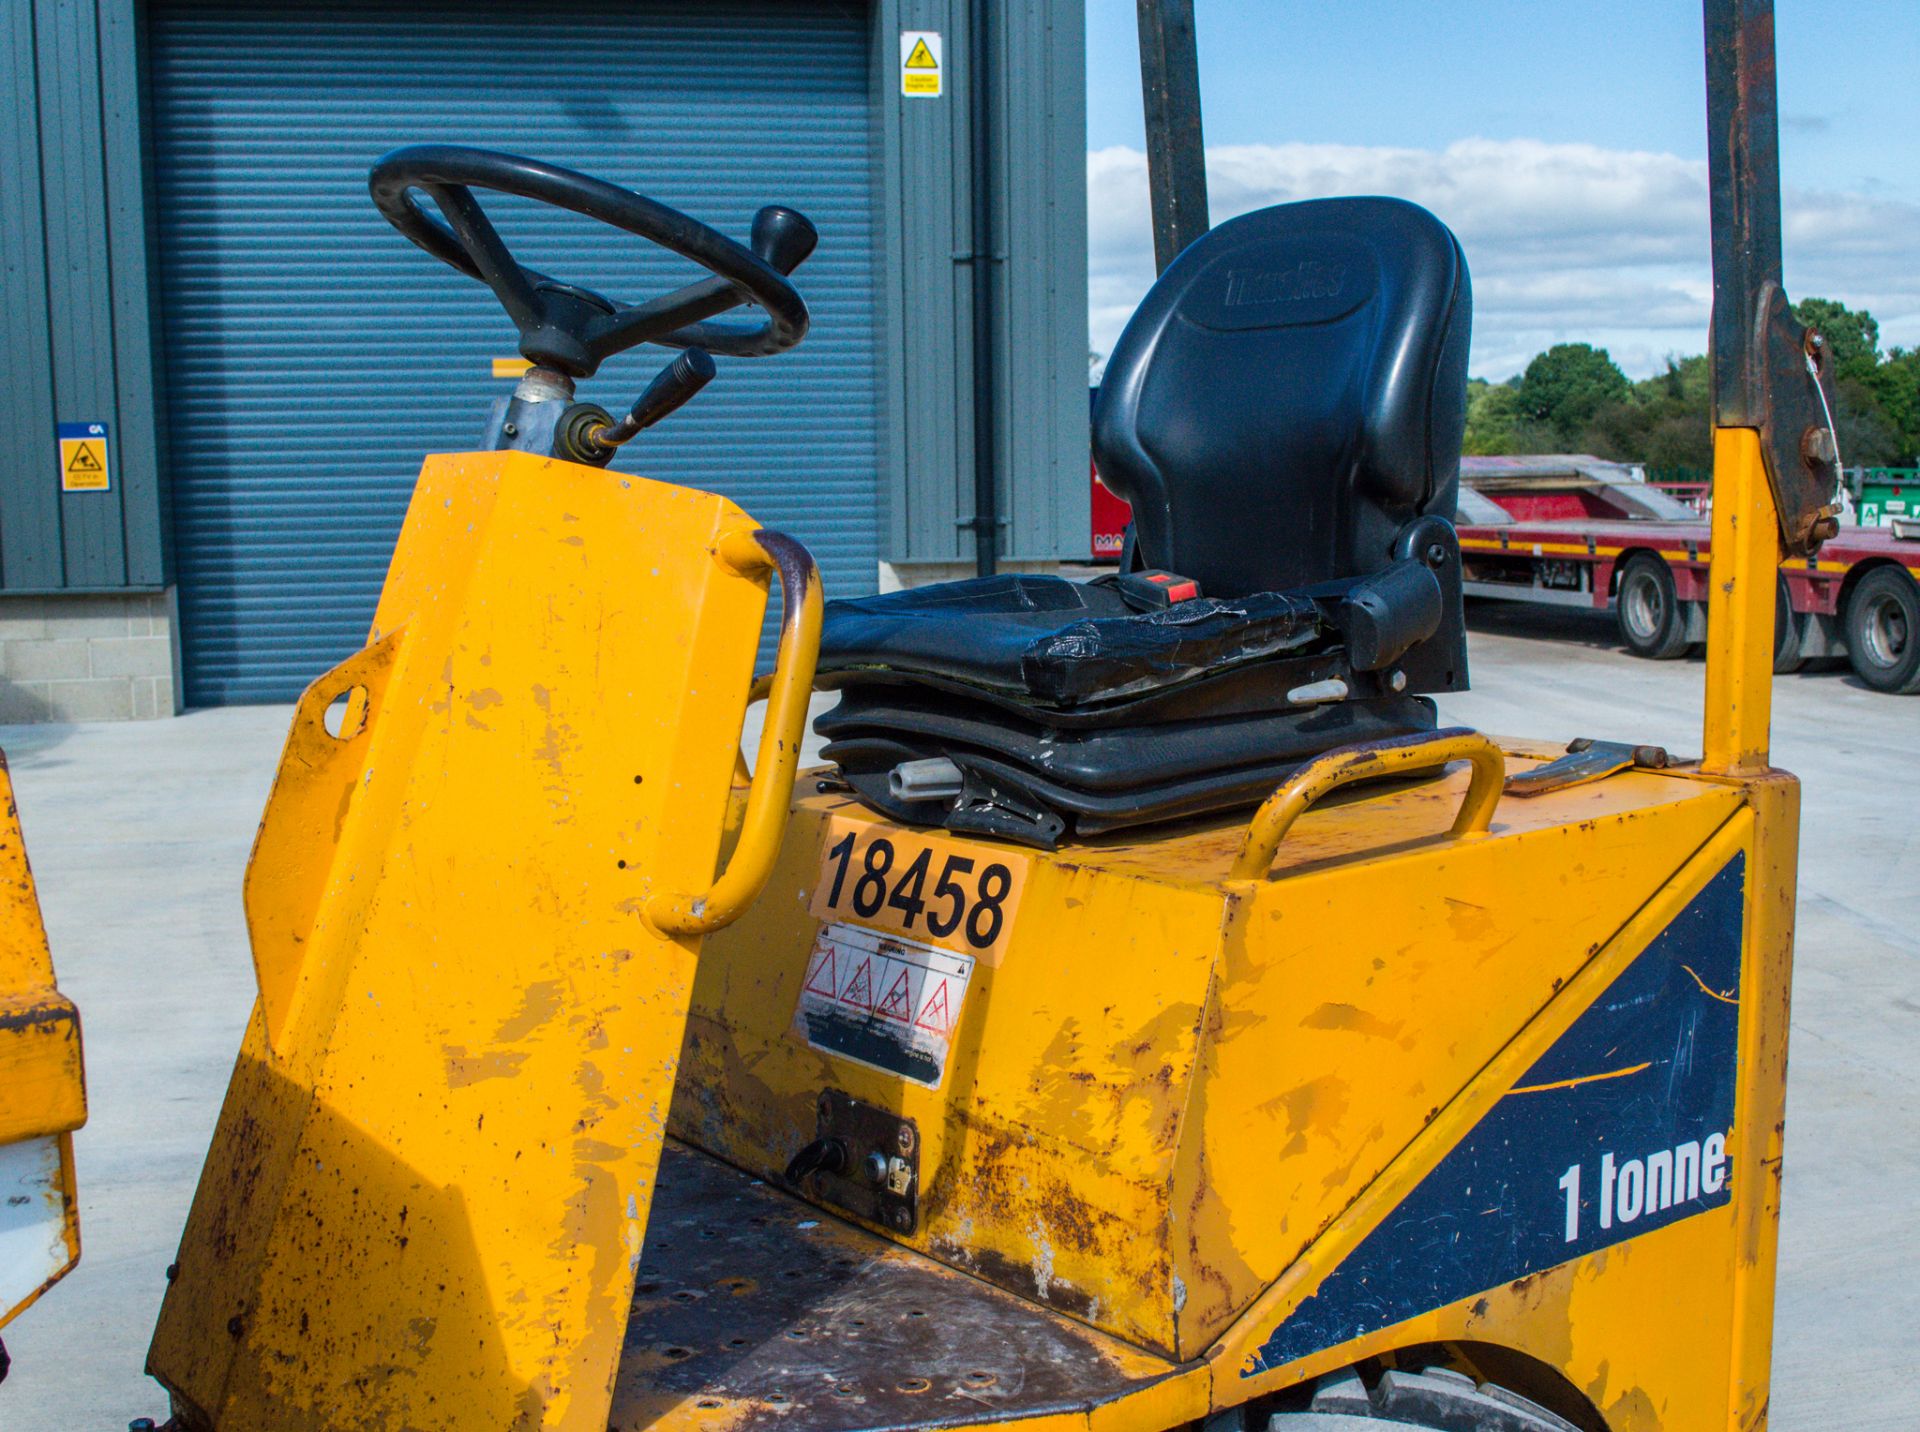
[148,0,878,705]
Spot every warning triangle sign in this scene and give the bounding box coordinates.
[904,37,937,68]
[839,956,873,1010]
[914,980,951,1036]
[875,969,914,1023]
[803,946,838,999]
[66,443,103,473]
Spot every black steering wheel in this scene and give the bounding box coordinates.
[368,144,815,377]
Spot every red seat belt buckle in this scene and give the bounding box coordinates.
[1116,569,1202,609]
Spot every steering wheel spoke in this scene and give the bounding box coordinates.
[584,276,744,362]
[424,183,545,333]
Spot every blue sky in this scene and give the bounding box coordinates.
[1084,1,1920,380]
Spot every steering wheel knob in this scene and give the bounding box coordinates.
[751,206,820,276]
[368,145,812,377]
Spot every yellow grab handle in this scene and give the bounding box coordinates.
[647,527,823,935]
[1229,727,1504,881]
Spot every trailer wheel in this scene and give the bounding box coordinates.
[1773,576,1806,673]
[1845,566,1920,694]
[1265,1365,1580,1431]
[1615,555,1690,659]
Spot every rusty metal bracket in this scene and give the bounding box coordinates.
[1704,0,1841,555]
[1504,738,1671,798]
[1739,280,1842,553]
[791,1089,920,1236]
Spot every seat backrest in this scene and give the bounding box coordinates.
[1092,197,1471,597]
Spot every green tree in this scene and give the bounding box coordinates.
[1864,347,1920,464]
[1462,381,1521,454]
[1517,343,1633,444]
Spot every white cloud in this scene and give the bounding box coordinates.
[1088,138,1920,382]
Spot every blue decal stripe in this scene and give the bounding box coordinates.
[1246,854,1747,1375]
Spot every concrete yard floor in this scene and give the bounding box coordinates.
[2,604,1915,1429]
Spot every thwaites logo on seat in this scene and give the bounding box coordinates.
[1246,854,1747,1375]
[1223,262,1346,308]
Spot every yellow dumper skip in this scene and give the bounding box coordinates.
[149,451,815,1430]
[0,750,87,1336]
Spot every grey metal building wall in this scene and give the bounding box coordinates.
[878,0,1090,565]
[0,0,1089,704]
[0,0,166,593]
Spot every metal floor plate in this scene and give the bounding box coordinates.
[608,1142,1181,1432]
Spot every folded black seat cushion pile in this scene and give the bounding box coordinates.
[814,196,1475,848]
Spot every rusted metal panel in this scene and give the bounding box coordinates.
[608,1141,1185,1432]
[673,793,1225,1355]
[1703,0,1841,554]
[1135,0,1210,274]
[676,754,1748,1371]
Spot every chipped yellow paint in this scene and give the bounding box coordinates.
[1703,427,1781,775]
[139,418,1800,1431]
[149,451,783,1430]
[0,749,85,1330]
[671,750,1754,1375]
[1215,813,1752,1405]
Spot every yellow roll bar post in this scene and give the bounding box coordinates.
[1699,0,1843,774]
[649,527,823,935]
[1702,430,1780,774]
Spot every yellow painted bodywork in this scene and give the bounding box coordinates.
[1703,427,1782,776]
[148,451,793,1430]
[152,430,1798,1432]
[0,749,86,1330]
[666,736,1794,1431]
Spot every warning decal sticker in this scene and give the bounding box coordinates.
[58,421,110,493]
[900,30,942,97]
[795,922,973,1088]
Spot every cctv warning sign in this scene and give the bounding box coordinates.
[900,30,942,96]
[58,421,110,492]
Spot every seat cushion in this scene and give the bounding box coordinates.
[818,687,1439,848]
[817,574,1324,709]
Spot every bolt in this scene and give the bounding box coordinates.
[1388,669,1407,692]
[1424,541,1448,567]
[1803,426,1838,465]
[165,1262,179,1283]
[895,1124,915,1154]
[862,1151,889,1186]
[889,1207,913,1232]
[502,421,519,438]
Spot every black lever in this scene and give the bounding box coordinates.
[751,205,819,275]
[561,348,717,463]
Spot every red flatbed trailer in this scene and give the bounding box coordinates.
[1454,456,1920,693]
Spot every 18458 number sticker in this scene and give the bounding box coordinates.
[809,816,1027,962]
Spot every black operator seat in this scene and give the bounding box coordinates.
[815,196,1474,848]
